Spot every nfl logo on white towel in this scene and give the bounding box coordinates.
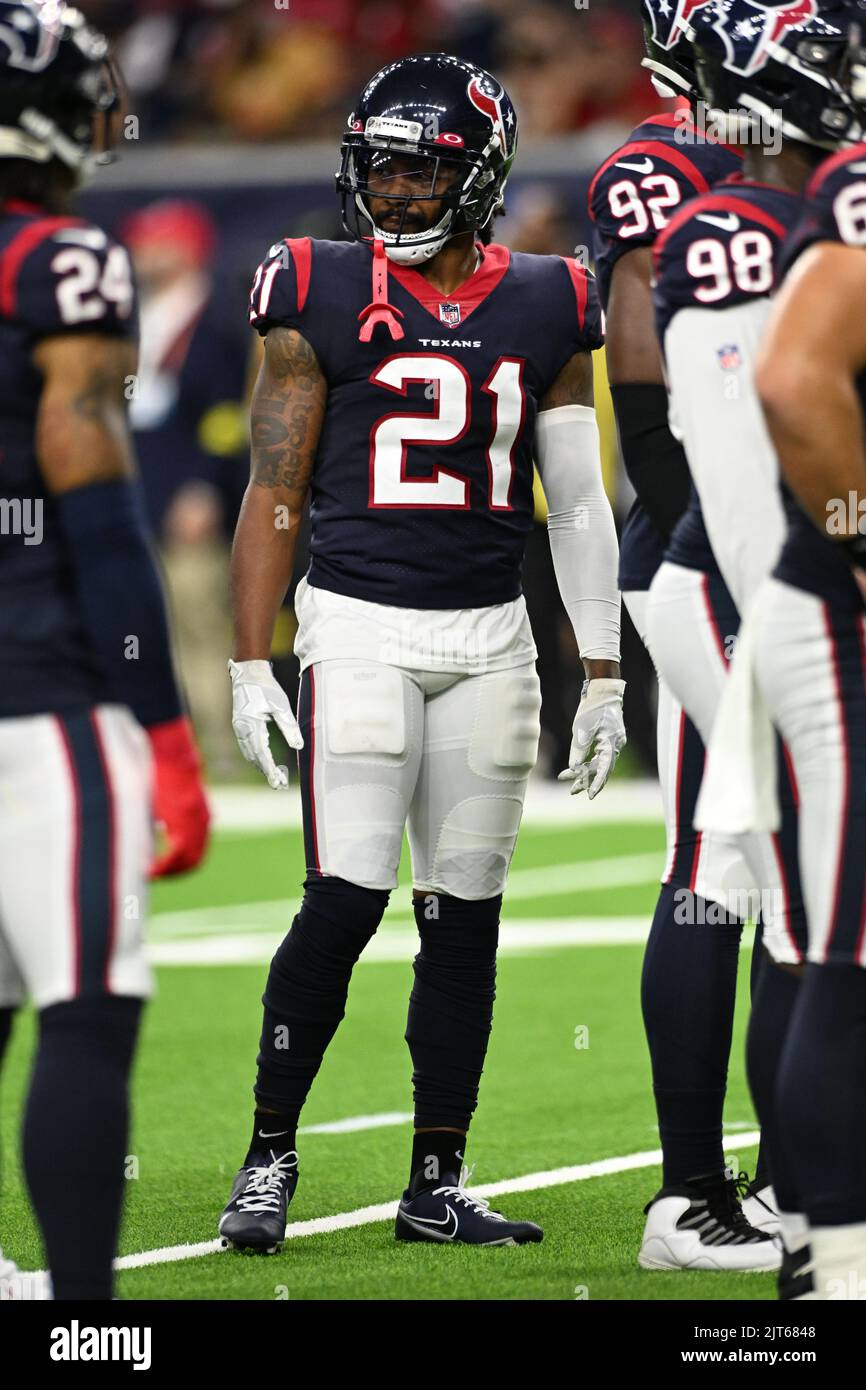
[439,302,461,327]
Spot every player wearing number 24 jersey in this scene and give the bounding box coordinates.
[0,2,209,1302]
[219,52,624,1254]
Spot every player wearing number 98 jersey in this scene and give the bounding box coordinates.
[0,2,209,1301]
[647,0,866,1298]
[750,132,866,1296]
[219,52,624,1254]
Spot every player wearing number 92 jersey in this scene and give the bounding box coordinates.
[219,54,624,1256]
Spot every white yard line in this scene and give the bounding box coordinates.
[148,917,659,966]
[299,1112,414,1135]
[149,851,664,942]
[105,1130,760,1274]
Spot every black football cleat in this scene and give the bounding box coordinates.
[396,1175,543,1246]
[218,1148,299,1254]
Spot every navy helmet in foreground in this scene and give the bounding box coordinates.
[336,52,517,264]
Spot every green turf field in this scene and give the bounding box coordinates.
[0,796,773,1300]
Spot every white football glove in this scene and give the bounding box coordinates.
[558,677,626,800]
[228,658,303,790]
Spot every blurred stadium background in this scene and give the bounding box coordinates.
[73,0,662,783]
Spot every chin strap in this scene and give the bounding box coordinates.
[358,237,405,342]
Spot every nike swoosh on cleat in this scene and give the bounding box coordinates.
[615,157,654,175]
[400,1206,459,1240]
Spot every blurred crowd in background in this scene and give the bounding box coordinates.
[70,0,659,779]
[77,0,647,143]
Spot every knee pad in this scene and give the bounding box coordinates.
[427,672,540,900]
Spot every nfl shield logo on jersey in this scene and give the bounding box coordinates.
[439,301,462,328]
[717,343,741,370]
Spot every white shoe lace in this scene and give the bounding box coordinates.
[236,1151,298,1214]
[431,1164,506,1222]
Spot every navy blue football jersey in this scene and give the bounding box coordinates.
[773,144,866,613]
[588,112,742,591]
[249,237,603,609]
[653,176,801,576]
[0,200,137,717]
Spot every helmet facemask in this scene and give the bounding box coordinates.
[338,127,506,265]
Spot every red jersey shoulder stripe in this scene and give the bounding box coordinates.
[0,215,81,318]
[284,236,312,313]
[560,257,588,330]
[588,140,712,219]
[806,142,866,202]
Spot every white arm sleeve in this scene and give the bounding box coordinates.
[535,403,621,661]
[663,299,786,616]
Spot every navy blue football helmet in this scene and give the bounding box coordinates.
[0,1,121,171]
[337,52,517,265]
[691,0,866,147]
[641,0,727,95]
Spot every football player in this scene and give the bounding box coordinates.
[645,0,864,1297]
[751,50,866,1299]
[589,0,778,1271]
[219,52,624,1251]
[0,3,209,1299]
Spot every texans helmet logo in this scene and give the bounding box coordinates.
[0,4,61,73]
[705,0,819,77]
[644,0,716,51]
[467,74,510,155]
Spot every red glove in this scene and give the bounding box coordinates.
[147,716,211,878]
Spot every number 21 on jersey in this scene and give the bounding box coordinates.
[369,353,525,510]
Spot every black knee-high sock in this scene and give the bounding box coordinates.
[778,962,866,1226]
[23,996,142,1300]
[746,950,800,1211]
[406,893,500,1134]
[641,883,743,1186]
[254,877,389,1127]
[0,1008,12,1197]
[0,1007,13,1068]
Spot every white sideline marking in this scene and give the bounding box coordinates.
[149,851,663,941]
[148,917,655,967]
[210,779,664,834]
[300,1112,413,1135]
[105,1130,761,1275]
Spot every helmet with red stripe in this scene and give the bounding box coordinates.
[0,1,121,173]
[691,0,866,148]
[641,0,727,96]
[336,52,517,265]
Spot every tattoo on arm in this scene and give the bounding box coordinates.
[540,351,595,412]
[72,362,121,422]
[250,328,326,494]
